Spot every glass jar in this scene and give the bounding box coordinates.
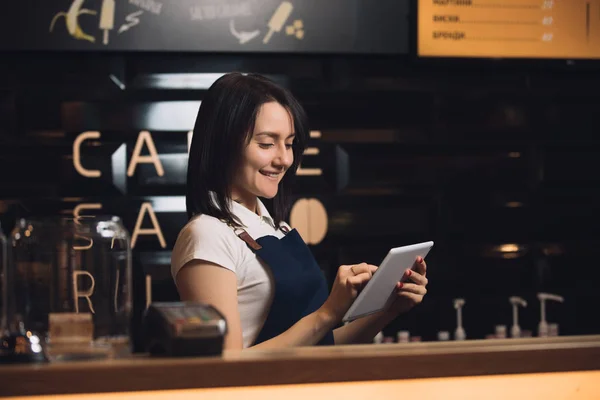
[7,216,132,361]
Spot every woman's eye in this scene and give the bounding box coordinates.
[285,143,293,149]
[258,143,274,149]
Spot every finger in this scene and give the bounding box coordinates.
[412,256,427,277]
[397,291,424,304]
[349,263,378,276]
[396,282,427,296]
[403,269,428,286]
[342,264,364,278]
[347,272,374,287]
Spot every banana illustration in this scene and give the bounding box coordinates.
[50,0,97,43]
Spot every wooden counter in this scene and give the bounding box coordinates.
[2,335,600,397]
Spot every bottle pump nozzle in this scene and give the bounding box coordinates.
[453,298,466,341]
[537,293,564,337]
[509,296,527,338]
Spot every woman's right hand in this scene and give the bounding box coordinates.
[320,262,378,323]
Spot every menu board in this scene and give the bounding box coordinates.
[0,0,408,54]
[418,0,600,59]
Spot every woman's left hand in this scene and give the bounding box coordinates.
[386,256,428,315]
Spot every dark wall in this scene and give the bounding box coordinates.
[1,52,600,347]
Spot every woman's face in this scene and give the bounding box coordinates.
[231,101,295,206]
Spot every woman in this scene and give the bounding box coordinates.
[171,72,428,350]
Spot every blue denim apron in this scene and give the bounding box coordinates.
[236,226,335,346]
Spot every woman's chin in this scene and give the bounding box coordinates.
[261,192,278,199]
[257,188,278,199]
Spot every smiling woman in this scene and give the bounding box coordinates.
[233,102,296,207]
[170,72,429,351]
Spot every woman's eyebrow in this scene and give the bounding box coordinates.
[255,132,296,139]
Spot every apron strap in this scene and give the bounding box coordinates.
[237,230,262,251]
[230,222,289,251]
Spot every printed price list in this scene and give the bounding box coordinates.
[418,0,600,59]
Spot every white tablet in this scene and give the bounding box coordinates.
[342,241,434,323]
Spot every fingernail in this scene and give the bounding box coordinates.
[417,256,423,263]
[398,282,404,289]
[406,270,412,277]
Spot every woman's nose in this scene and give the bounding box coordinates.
[275,144,292,167]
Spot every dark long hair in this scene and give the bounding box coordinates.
[186,72,309,228]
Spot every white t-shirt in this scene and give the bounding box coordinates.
[170,196,289,348]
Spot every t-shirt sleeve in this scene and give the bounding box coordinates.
[171,216,241,279]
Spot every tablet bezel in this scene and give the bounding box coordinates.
[342,241,434,323]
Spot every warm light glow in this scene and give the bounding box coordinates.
[303,148,320,156]
[7,371,600,400]
[483,243,527,259]
[295,168,322,176]
[499,244,521,253]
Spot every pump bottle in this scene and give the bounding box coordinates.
[509,296,527,338]
[537,293,564,337]
[453,298,466,340]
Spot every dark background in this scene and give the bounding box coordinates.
[1,0,599,349]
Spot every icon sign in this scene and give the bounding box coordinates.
[99,0,115,45]
[285,19,304,40]
[119,11,143,34]
[50,0,97,43]
[230,20,260,44]
[290,198,328,245]
[263,1,293,44]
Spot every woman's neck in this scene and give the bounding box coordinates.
[231,192,259,215]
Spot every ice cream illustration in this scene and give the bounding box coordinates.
[99,0,115,45]
[263,1,293,44]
